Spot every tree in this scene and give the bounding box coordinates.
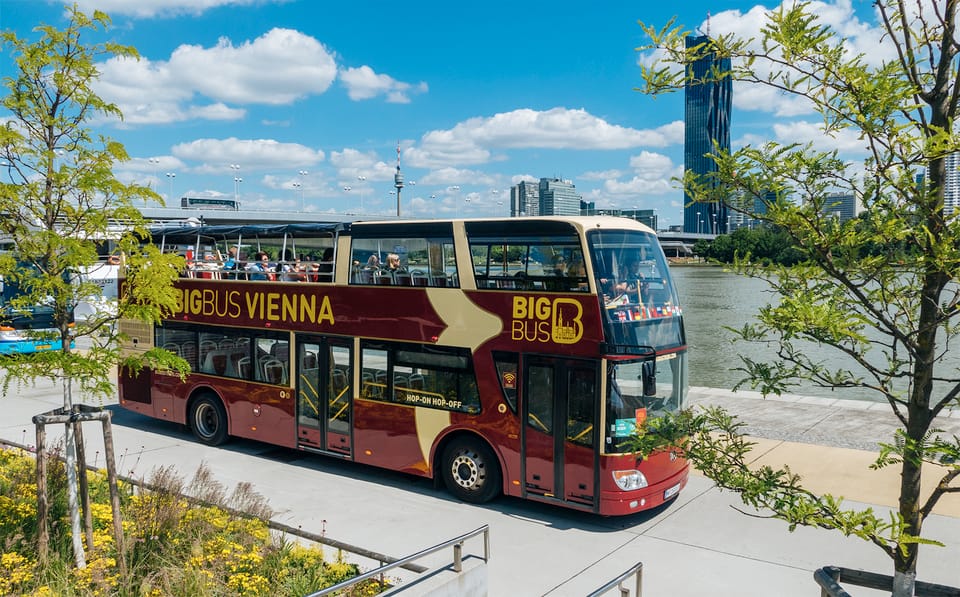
[634,2,960,595]
[0,6,184,568]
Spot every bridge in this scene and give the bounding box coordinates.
[653,231,717,257]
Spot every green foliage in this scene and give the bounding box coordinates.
[0,448,385,596]
[637,1,960,589]
[0,5,187,401]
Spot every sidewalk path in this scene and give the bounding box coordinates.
[1,380,958,595]
[689,387,960,518]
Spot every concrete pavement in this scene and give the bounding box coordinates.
[1,379,958,595]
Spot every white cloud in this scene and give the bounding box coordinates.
[406,108,684,168]
[339,66,428,103]
[95,29,338,124]
[773,120,869,155]
[72,0,280,19]
[171,137,325,172]
[170,29,337,105]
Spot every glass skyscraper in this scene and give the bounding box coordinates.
[538,178,581,216]
[684,34,732,234]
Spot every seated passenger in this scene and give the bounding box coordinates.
[384,253,405,274]
[246,251,271,281]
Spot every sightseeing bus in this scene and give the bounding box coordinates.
[117,216,688,516]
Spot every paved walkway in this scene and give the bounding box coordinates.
[688,387,960,518]
[1,379,958,595]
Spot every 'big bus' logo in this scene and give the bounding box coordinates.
[511,296,583,345]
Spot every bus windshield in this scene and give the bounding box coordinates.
[587,229,684,354]
[605,354,687,453]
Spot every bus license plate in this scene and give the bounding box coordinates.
[664,483,681,500]
[35,344,51,350]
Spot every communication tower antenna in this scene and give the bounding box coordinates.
[706,11,711,37]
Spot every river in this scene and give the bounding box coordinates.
[672,265,883,401]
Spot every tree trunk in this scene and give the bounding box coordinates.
[62,379,86,568]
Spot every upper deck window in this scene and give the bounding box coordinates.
[465,220,587,293]
[349,222,457,288]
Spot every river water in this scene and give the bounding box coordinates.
[672,265,881,401]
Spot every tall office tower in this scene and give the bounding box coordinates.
[822,192,859,223]
[943,152,960,216]
[510,180,540,217]
[683,33,732,234]
[538,178,582,216]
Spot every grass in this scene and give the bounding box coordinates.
[0,445,386,596]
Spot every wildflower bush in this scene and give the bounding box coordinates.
[0,446,385,596]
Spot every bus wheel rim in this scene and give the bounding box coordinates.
[451,451,483,489]
[195,403,217,438]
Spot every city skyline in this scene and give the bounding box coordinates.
[3,1,884,224]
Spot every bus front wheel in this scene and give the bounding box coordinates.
[189,394,229,446]
[441,437,501,504]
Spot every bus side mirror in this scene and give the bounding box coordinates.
[642,361,657,396]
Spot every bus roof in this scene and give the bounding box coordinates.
[148,215,655,245]
[149,221,345,244]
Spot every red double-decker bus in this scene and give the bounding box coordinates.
[118,216,688,515]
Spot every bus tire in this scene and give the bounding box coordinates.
[189,394,229,446]
[441,437,501,504]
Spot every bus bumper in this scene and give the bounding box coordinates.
[598,463,689,516]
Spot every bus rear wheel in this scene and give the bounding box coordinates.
[441,437,501,504]
[189,394,228,446]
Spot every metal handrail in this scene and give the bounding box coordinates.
[306,525,490,597]
[587,562,643,597]
[814,566,960,597]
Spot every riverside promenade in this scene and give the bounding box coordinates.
[1,379,959,596]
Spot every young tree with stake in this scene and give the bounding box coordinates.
[0,6,184,568]
[632,2,960,595]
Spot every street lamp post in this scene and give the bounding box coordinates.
[165,172,176,201]
[712,213,717,235]
[357,175,366,214]
[233,177,243,202]
[697,214,702,234]
[450,185,461,217]
[298,170,308,211]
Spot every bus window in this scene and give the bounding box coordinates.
[349,234,456,288]
[566,367,595,447]
[527,365,554,434]
[466,221,587,293]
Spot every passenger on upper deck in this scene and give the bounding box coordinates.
[315,248,334,282]
[384,253,405,273]
[246,251,271,281]
[613,254,655,303]
[222,246,240,279]
[365,254,381,270]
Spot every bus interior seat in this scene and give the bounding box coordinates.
[261,358,285,385]
[162,342,181,357]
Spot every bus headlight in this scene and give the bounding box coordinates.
[612,469,648,491]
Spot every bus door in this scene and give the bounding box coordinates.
[522,357,599,508]
[296,335,353,456]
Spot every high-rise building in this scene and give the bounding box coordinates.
[510,180,540,217]
[943,152,960,216]
[537,178,581,216]
[822,192,859,222]
[684,34,732,234]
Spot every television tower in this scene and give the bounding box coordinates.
[394,141,404,217]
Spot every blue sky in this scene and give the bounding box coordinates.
[1,0,881,225]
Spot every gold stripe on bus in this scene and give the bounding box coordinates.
[424,288,501,350]
[415,406,451,469]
